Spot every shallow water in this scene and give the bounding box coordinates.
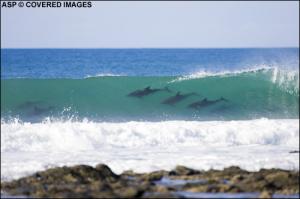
[176,192,300,198]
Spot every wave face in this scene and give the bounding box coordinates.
[1,68,298,122]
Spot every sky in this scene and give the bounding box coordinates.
[1,1,299,48]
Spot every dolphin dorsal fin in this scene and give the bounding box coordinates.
[176,92,181,96]
[145,86,151,90]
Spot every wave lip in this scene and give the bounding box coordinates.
[84,73,122,78]
[169,65,273,82]
[170,65,298,80]
[1,118,298,153]
[169,66,299,95]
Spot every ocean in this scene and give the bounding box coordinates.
[1,48,299,181]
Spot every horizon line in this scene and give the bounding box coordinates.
[1,46,299,49]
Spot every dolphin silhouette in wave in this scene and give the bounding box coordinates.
[162,92,198,105]
[28,106,55,116]
[128,86,171,98]
[188,97,228,109]
[17,101,43,110]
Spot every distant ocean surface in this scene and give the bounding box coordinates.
[1,48,299,181]
[1,48,299,78]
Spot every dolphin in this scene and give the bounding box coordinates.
[128,86,171,98]
[17,101,43,110]
[162,92,198,105]
[188,97,228,109]
[29,106,55,116]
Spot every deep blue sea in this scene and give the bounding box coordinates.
[1,48,298,78]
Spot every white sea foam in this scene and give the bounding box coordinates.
[169,65,299,95]
[270,67,299,95]
[169,65,298,82]
[1,118,299,181]
[168,65,274,83]
[84,73,122,78]
[1,118,299,152]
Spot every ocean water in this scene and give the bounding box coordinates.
[1,48,299,182]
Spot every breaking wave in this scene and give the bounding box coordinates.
[1,118,298,153]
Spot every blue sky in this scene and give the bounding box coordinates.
[1,1,299,48]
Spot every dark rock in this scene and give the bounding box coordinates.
[169,165,200,176]
[140,170,167,181]
[1,164,126,198]
[265,171,289,188]
[230,174,245,183]
[259,190,272,198]
[95,164,119,180]
[1,164,299,198]
[143,192,180,198]
[222,166,249,176]
[122,169,137,176]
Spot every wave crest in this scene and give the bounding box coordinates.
[169,66,299,95]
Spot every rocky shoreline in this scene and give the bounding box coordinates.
[1,164,299,198]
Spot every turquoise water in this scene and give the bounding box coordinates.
[1,69,298,121]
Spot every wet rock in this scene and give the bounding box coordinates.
[183,183,242,193]
[1,164,129,198]
[222,166,249,178]
[154,185,170,193]
[1,164,299,198]
[140,170,168,181]
[169,165,200,176]
[230,174,245,183]
[95,164,119,181]
[265,171,289,188]
[117,187,145,198]
[122,169,137,176]
[143,192,180,198]
[259,190,272,198]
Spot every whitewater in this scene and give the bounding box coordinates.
[1,118,299,181]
